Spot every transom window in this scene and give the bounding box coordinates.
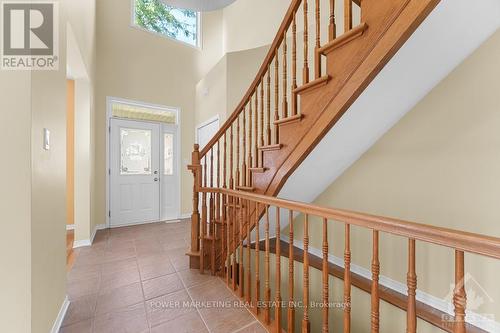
[133,0,200,47]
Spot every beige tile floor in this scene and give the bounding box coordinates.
[62,219,267,333]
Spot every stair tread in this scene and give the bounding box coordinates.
[186,251,201,257]
[274,114,303,125]
[294,75,330,95]
[258,143,283,151]
[318,22,368,55]
[248,167,268,173]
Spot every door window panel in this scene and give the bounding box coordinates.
[164,133,174,175]
[120,128,152,175]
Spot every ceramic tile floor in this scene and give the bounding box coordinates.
[62,219,267,333]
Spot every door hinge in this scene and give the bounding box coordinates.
[108,168,111,175]
[108,210,111,218]
[108,125,111,133]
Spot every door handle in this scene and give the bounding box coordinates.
[154,178,159,182]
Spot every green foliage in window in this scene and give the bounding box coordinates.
[135,0,197,41]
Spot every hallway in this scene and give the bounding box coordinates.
[62,220,266,332]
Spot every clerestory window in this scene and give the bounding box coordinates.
[133,0,200,47]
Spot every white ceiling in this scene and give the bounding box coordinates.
[160,0,237,11]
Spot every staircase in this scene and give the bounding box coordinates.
[186,0,500,332]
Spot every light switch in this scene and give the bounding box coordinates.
[43,128,50,150]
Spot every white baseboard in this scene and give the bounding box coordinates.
[179,213,191,220]
[280,235,500,332]
[50,295,69,333]
[66,224,75,231]
[91,224,106,244]
[73,239,91,248]
[73,224,107,249]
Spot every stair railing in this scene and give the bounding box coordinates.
[201,187,500,333]
[188,0,359,275]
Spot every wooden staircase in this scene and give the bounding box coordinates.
[183,0,500,332]
[188,0,440,265]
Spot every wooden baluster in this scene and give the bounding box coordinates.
[453,250,466,333]
[315,0,321,79]
[230,124,234,190]
[210,149,215,275]
[344,0,352,33]
[264,205,271,324]
[282,30,288,119]
[371,230,380,333]
[232,194,237,291]
[303,0,310,84]
[302,214,311,333]
[322,218,329,333]
[200,157,207,274]
[329,0,337,41]
[223,134,228,281]
[255,202,260,314]
[239,198,244,297]
[260,80,265,167]
[229,125,235,287]
[275,207,282,332]
[236,115,240,188]
[217,141,222,275]
[274,54,280,144]
[344,224,352,333]
[407,239,417,333]
[248,99,253,180]
[266,70,271,146]
[254,91,258,170]
[288,210,295,333]
[246,200,251,303]
[242,107,247,187]
[291,14,298,116]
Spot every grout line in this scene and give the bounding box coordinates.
[175,264,213,333]
[133,237,154,332]
[231,320,260,333]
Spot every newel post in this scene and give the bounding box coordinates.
[188,144,201,269]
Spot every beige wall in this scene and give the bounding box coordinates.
[226,45,269,112]
[0,0,97,331]
[222,0,289,53]
[195,56,228,127]
[0,72,32,333]
[291,29,500,324]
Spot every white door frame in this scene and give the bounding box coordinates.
[106,96,181,228]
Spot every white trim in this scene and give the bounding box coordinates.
[91,224,106,243]
[280,235,500,332]
[73,239,91,248]
[106,96,182,229]
[66,224,75,231]
[50,295,69,333]
[129,0,202,49]
[195,114,220,145]
[73,224,107,248]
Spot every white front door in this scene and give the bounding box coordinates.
[110,118,160,227]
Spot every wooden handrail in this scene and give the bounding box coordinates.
[200,0,303,158]
[200,187,500,260]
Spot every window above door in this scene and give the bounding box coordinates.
[133,0,200,48]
